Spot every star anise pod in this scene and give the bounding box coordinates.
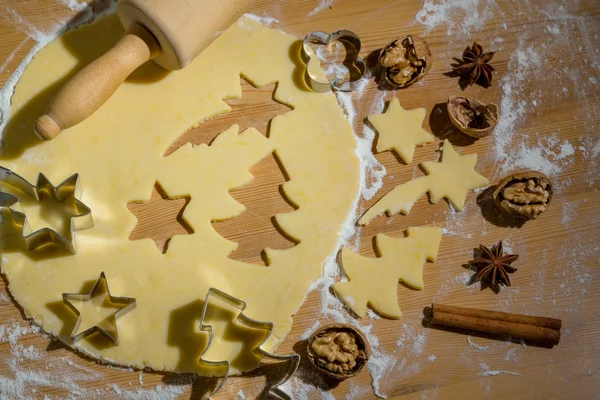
[452,42,495,88]
[468,241,518,290]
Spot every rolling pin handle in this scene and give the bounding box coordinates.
[33,23,160,141]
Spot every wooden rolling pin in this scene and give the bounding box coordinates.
[34,0,253,140]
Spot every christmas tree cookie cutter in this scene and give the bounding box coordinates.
[62,271,137,345]
[199,288,301,399]
[0,166,93,254]
[300,30,366,92]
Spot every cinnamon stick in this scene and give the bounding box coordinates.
[430,304,561,346]
[432,303,562,330]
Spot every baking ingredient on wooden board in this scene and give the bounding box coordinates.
[429,303,562,346]
[467,241,519,291]
[1,14,360,374]
[0,0,598,398]
[378,35,431,88]
[451,42,495,88]
[367,97,433,164]
[447,95,498,138]
[307,323,370,379]
[359,139,489,225]
[333,227,442,319]
[493,171,553,220]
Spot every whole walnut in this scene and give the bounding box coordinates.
[493,172,553,220]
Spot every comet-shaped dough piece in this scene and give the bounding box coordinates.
[359,139,489,225]
[332,227,442,319]
[368,97,434,164]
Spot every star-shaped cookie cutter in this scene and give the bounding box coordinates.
[62,271,137,345]
[0,166,93,254]
[199,288,300,399]
[300,30,366,92]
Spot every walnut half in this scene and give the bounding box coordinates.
[447,95,498,138]
[306,323,370,379]
[493,171,553,220]
[379,35,431,88]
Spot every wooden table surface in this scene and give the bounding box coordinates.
[1,0,600,399]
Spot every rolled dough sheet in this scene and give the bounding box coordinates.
[0,15,359,374]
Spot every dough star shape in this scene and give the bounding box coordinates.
[368,97,434,164]
[359,139,489,225]
[0,15,360,374]
[332,227,442,319]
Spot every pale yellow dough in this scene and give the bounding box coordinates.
[368,97,433,164]
[0,15,360,374]
[359,139,489,225]
[332,227,442,319]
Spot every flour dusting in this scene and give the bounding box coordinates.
[416,0,498,36]
[307,0,337,17]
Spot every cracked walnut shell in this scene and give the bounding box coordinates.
[447,95,498,138]
[379,35,431,88]
[493,171,553,220]
[307,323,370,379]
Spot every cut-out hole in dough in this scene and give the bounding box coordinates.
[127,182,194,253]
[165,77,293,156]
[212,152,298,266]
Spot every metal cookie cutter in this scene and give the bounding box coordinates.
[0,166,93,254]
[301,30,366,92]
[199,288,300,399]
[62,271,137,345]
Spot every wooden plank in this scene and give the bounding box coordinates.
[0,0,599,398]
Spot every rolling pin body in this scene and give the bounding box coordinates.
[34,0,252,140]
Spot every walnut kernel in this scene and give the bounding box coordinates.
[307,323,370,379]
[493,171,553,220]
[379,36,431,88]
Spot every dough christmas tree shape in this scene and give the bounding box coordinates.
[332,227,442,319]
[359,139,489,225]
[368,97,434,164]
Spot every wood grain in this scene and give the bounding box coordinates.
[1,0,599,399]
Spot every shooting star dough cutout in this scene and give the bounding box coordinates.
[360,139,489,225]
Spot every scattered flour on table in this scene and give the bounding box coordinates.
[242,13,279,27]
[307,0,337,17]
[415,0,498,36]
[58,0,89,12]
[236,389,247,399]
[0,320,186,400]
[478,363,519,377]
[427,355,437,362]
[300,320,320,340]
[466,336,489,352]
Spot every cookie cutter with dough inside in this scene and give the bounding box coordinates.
[62,271,137,345]
[300,30,366,92]
[0,166,93,254]
[199,287,301,399]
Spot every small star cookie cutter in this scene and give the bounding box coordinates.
[0,166,93,254]
[300,30,366,92]
[199,288,300,399]
[62,271,137,345]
